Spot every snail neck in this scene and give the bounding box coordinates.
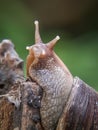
[29,55,73,130]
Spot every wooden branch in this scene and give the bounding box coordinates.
[0,40,43,130]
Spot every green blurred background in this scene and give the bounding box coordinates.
[0,0,98,89]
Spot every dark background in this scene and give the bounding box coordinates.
[0,0,98,89]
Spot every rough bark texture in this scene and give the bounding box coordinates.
[0,40,43,130]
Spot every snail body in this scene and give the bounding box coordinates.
[26,21,73,130]
[26,21,98,130]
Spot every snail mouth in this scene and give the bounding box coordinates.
[27,44,47,58]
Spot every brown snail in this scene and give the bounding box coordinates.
[26,21,98,130]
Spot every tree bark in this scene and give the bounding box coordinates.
[0,40,43,130]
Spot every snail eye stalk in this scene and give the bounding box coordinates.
[34,21,43,44]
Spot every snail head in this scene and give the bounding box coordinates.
[26,21,60,60]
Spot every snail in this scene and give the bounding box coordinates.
[26,21,98,130]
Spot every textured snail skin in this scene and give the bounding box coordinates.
[26,21,73,130]
[26,21,98,130]
[30,51,73,130]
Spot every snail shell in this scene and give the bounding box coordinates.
[26,21,98,130]
[57,76,98,130]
